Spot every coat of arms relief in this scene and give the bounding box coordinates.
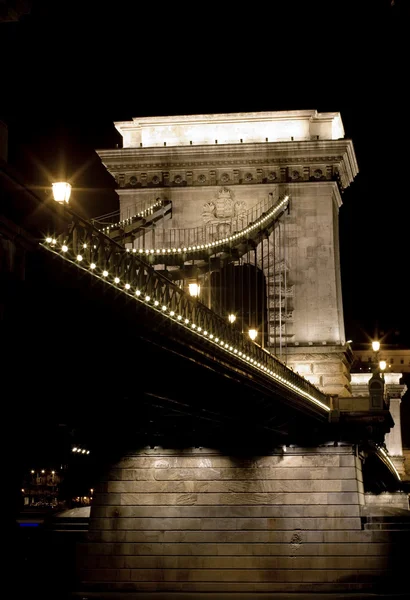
[202,187,247,239]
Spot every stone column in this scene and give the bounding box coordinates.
[385,385,407,477]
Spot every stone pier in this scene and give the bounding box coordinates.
[77,445,407,596]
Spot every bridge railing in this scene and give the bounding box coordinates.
[43,209,330,413]
[91,190,282,250]
[136,191,280,250]
[91,198,164,230]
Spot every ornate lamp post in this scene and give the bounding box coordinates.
[368,339,387,409]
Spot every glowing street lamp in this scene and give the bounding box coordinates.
[188,283,200,297]
[52,181,72,204]
[228,314,236,324]
[372,340,380,352]
[248,328,258,341]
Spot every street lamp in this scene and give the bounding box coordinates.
[52,182,71,204]
[188,283,200,297]
[228,314,236,324]
[248,328,258,341]
[372,340,380,353]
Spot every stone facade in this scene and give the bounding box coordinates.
[77,446,407,595]
[97,110,358,398]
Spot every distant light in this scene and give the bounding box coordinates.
[102,270,108,277]
[248,329,258,341]
[114,277,120,284]
[41,470,45,474]
[51,471,55,475]
[31,470,35,474]
[46,237,52,243]
[372,341,380,352]
[76,254,83,261]
[52,182,71,203]
[228,314,236,324]
[379,360,387,371]
[90,263,96,269]
[72,447,78,452]
[61,245,68,253]
[21,489,25,493]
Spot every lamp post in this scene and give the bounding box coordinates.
[371,339,386,375]
[52,181,73,249]
[368,339,387,409]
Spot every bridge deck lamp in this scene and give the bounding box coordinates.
[228,314,236,324]
[248,328,258,341]
[188,282,200,297]
[52,182,72,204]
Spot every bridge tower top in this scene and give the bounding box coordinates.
[115,110,345,149]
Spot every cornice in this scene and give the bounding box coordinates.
[97,140,358,190]
[98,139,355,164]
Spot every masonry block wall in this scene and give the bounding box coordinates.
[77,445,406,595]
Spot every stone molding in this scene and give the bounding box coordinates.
[98,139,358,191]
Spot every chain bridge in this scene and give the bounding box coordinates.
[3,109,409,598]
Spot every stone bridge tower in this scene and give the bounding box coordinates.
[97,110,358,397]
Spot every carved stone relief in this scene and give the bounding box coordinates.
[202,187,247,238]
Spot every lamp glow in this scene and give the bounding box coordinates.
[188,283,200,297]
[52,182,72,203]
[248,329,258,341]
[228,314,236,323]
[379,360,387,371]
[372,341,380,352]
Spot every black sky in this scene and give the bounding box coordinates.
[1,0,409,348]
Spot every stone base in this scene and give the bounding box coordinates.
[75,445,408,595]
[283,345,352,398]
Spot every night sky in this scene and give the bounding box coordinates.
[2,2,409,400]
